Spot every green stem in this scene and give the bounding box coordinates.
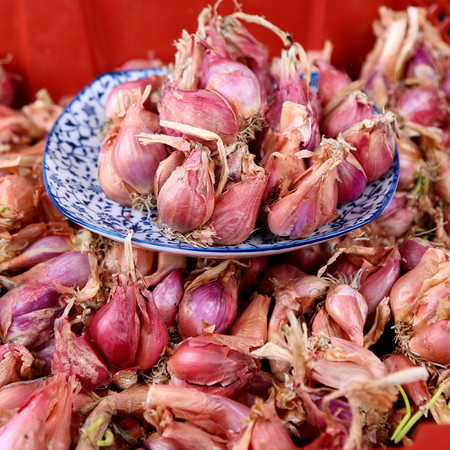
[413,172,423,194]
[424,177,430,194]
[97,429,114,447]
[81,417,103,439]
[391,385,411,442]
[394,381,449,444]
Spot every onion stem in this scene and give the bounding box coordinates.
[413,171,422,194]
[229,12,293,47]
[81,417,103,439]
[390,385,411,442]
[97,429,115,447]
[394,380,449,443]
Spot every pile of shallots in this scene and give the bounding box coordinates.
[0,4,449,450]
[99,6,397,246]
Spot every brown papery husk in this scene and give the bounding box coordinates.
[229,292,272,348]
[144,252,188,287]
[145,384,251,439]
[0,174,39,230]
[274,274,331,313]
[150,418,228,450]
[0,344,34,388]
[230,398,297,450]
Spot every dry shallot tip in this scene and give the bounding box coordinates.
[228,11,293,47]
[159,119,229,197]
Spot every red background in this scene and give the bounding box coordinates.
[0,0,448,102]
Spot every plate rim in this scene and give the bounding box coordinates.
[43,68,400,258]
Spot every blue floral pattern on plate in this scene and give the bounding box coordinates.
[43,69,399,258]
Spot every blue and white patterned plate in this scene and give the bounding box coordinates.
[43,68,399,258]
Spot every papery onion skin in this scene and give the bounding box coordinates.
[359,247,401,320]
[153,150,186,198]
[103,244,156,277]
[157,147,215,233]
[168,336,260,397]
[267,147,340,238]
[389,248,447,323]
[321,91,374,138]
[286,243,329,275]
[152,269,184,329]
[98,132,135,207]
[0,284,62,348]
[177,263,239,339]
[371,194,416,238]
[399,238,435,272]
[111,89,168,195]
[145,384,250,436]
[396,137,421,190]
[0,235,73,272]
[336,151,367,204]
[105,77,159,118]
[53,314,109,392]
[430,149,450,204]
[325,284,368,346]
[177,281,237,339]
[159,88,239,146]
[0,343,34,388]
[339,113,396,182]
[259,263,305,296]
[8,251,92,289]
[408,320,450,365]
[203,163,268,245]
[90,280,140,370]
[0,175,38,230]
[395,85,447,128]
[202,57,265,125]
[134,291,169,371]
[315,58,352,106]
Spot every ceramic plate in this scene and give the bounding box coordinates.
[43,68,399,258]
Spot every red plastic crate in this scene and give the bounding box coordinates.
[0,0,448,102]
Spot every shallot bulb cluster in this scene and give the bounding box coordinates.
[98,7,398,247]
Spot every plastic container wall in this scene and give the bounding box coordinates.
[1,0,448,102]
